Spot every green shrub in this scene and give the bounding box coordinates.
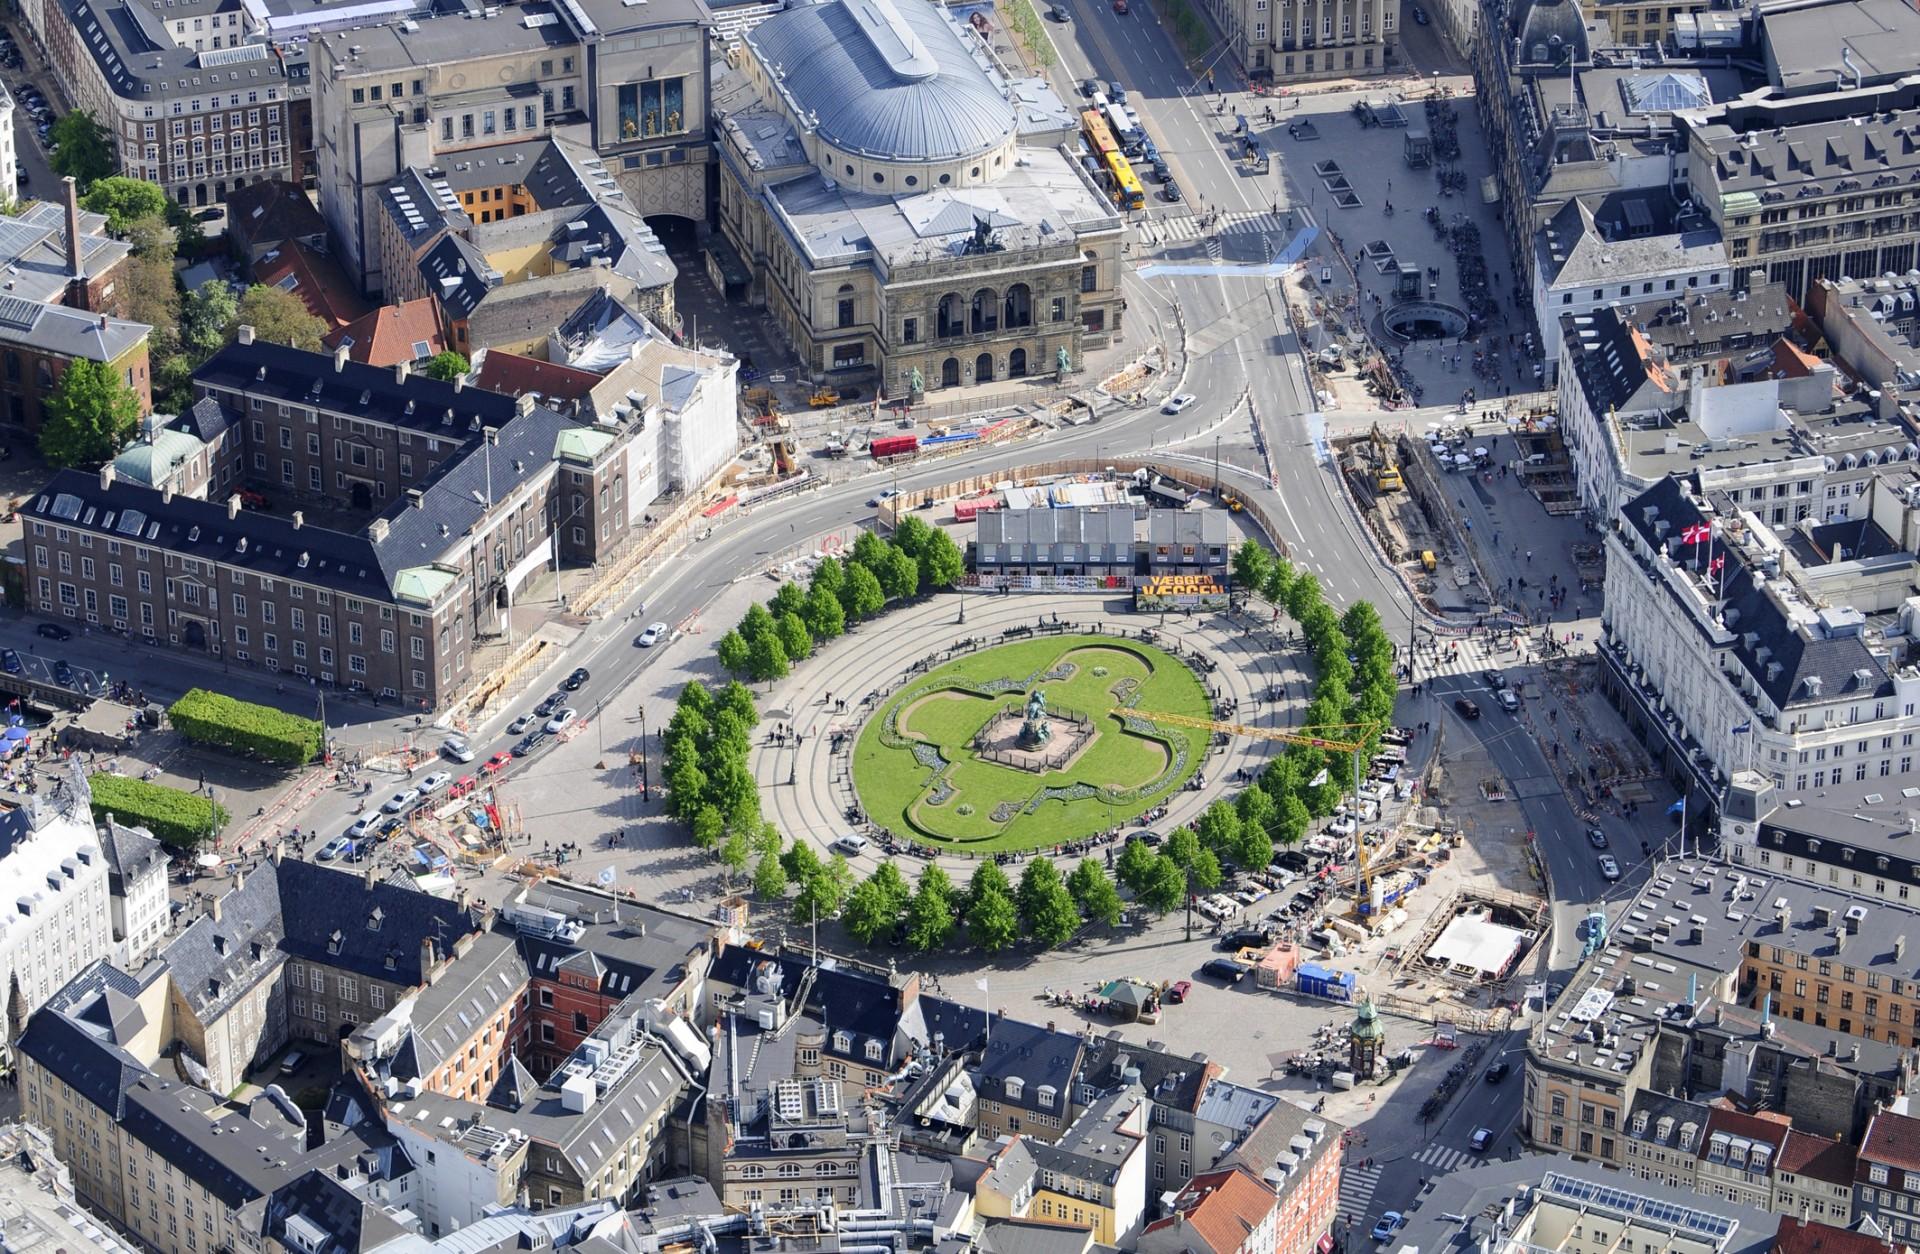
[167,688,322,766]
[89,773,229,848]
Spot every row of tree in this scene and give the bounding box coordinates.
[715,518,965,686]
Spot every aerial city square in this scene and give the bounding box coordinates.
[0,0,1912,1250]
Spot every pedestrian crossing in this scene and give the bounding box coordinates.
[1147,209,1299,247]
[1339,1158,1382,1221]
[1412,1144,1476,1173]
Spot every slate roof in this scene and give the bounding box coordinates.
[274,859,477,988]
[15,963,154,1118]
[264,1167,418,1254]
[324,298,446,368]
[978,507,1134,550]
[709,946,910,1067]
[227,181,329,255]
[486,1056,538,1109]
[978,1219,1096,1254]
[97,818,166,894]
[161,864,287,1020]
[175,396,232,444]
[196,340,519,442]
[972,1016,1084,1117]
[1536,196,1726,289]
[421,234,499,323]
[1079,1033,1215,1114]
[119,1077,302,1209]
[0,296,149,361]
[392,928,525,1078]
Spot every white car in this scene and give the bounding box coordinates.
[382,788,421,814]
[545,708,578,735]
[1598,855,1621,881]
[1162,393,1196,415]
[442,737,475,763]
[831,834,869,856]
[419,772,453,795]
[638,622,668,647]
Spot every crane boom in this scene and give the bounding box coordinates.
[1121,709,1384,913]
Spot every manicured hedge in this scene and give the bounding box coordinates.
[89,773,229,848]
[167,688,322,766]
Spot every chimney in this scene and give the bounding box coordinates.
[238,325,257,346]
[291,510,304,530]
[62,176,82,284]
[364,864,377,890]
[99,464,115,491]
[420,936,436,976]
[97,313,108,331]
[516,393,535,417]
[453,373,466,393]
[209,892,223,925]
[396,359,411,384]
[369,518,390,542]
[406,488,425,510]
[228,494,241,520]
[162,485,174,506]
[1898,935,1908,961]
[334,343,350,373]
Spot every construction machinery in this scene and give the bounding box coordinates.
[1117,711,1383,912]
[808,387,841,408]
[1367,423,1404,493]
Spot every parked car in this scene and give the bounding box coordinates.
[1484,1061,1510,1084]
[52,660,74,686]
[1598,854,1621,881]
[1166,980,1192,1004]
[563,666,590,691]
[1372,1213,1405,1243]
[1162,393,1196,415]
[35,622,71,641]
[318,837,351,861]
[419,772,453,795]
[545,708,578,735]
[442,737,475,763]
[194,206,224,222]
[1163,181,1183,202]
[346,816,375,839]
[830,834,869,856]
[1219,928,1271,951]
[1454,697,1481,720]
[1411,3,1430,21]
[0,650,19,674]
[1586,827,1608,849]
[638,622,668,647]
[1200,958,1245,983]
[279,1051,308,1074]
[382,788,421,813]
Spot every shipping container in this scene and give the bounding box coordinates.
[1296,963,1357,1001]
[871,434,920,460]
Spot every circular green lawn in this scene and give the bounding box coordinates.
[851,634,1212,852]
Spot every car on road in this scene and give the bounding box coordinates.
[545,708,578,734]
[442,737,475,763]
[508,714,533,735]
[1163,181,1183,202]
[513,732,546,756]
[1372,1214,1405,1243]
[1109,82,1126,103]
[868,488,900,507]
[194,206,224,222]
[1484,1061,1510,1083]
[1482,668,1506,689]
[637,622,668,647]
[1497,689,1521,713]
[1166,979,1192,1004]
[382,788,421,813]
[1083,78,1100,98]
[1127,830,1163,846]
[345,816,376,840]
[1469,1127,1494,1152]
[1411,3,1430,21]
[52,660,74,686]
[1049,3,1069,18]
[318,836,352,861]
[535,693,568,718]
[1162,393,1196,415]
[1454,697,1481,720]
[0,650,19,675]
[830,834,869,856]
[35,622,71,641]
[1200,957,1246,984]
[419,772,453,795]
[1598,854,1621,881]
[563,666,590,691]
[1586,827,1608,849]
[484,752,512,774]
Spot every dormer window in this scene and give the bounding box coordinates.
[864,1039,883,1062]
[384,950,398,971]
[1037,1085,1056,1108]
[1004,1077,1025,1101]
[328,929,344,956]
[832,1031,851,1053]
[368,907,384,931]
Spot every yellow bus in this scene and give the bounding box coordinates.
[1105,151,1145,209]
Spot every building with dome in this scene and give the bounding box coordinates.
[715,0,1125,394]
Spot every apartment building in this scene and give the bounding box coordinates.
[93,822,168,970]
[312,0,710,297]
[1856,1109,1920,1243]
[0,771,114,1069]
[0,1122,140,1254]
[1194,0,1397,84]
[1138,1166,1286,1254]
[1810,273,1920,399]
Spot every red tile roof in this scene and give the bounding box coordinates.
[1861,1109,1920,1174]
[1778,1130,1857,1187]
[1141,1167,1276,1254]
[324,298,446,368]
[1774,1217,1893,1254]
[252,243,370,332]
[471,350,601,403]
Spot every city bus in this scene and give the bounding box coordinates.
[1080,110,1145,209]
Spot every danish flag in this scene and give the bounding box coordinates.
[1681,523,1712,544]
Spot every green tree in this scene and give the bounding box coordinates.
[1261,556,1296,607]
[1194,800,1242,858]
[770,581,807,621]
[690,804,724,850]
[804,584,846,641]
[890,515,932,557]
[709,758,759,833]
[1275,793,1312,845]
[921,529,966,588]
[1230,540,1271,599]
[842,564,886,621]
[666,757,708,822]
[850,529,889,571]
[871,860,911,913]
[877,546,921,601]
[124,213,176,261]
[1233,789,1279,868]
[423,351,469,382]
[164,199,204,256]
[739,602,776,646]
[905,864,956,951]
[82,176,167,234]
[38,358,141,468]
[121,236,180,363]
[717,681,759,728]
[775,612,813,663]
[49,111,113,188]
[181,280,239,359]
[753,850,789,901]
[843,874,902,945]
[1284,571,1323,624]
[1116,837,1158,894]
[967,884,1019,952]
[715,629,751,678]
[1067,859,1124,927]
[810,555,846,598]
[236,284,326,351]
[966,860,1014,917]
[152,354,195,416]
[719,828,753,886]
[1166,827,1222,891]
[746,631,789,687]
[1136,854,1189,914]
[679,680,716,718]
[1017,858,1081,947]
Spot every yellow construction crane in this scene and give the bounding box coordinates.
[1117,711,1383,912]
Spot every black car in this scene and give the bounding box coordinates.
[1454,697,1481,720]
[1273,850,1311,871]
[1219,928,1272,951]
[1127,830,1163,846]
[52,660,74,686]
[1484,1061,1510,1084]
[535,693,567,718]
[513,731,547,756]
[1163,182,1183,202]
[563,666,590,691]
[1049,3,1069,18]
[1201,958,1246,983]
[1586,827,1609,849]
[1151,160,1172,182]
[0,650,18,675]
[194,206,224,222]
[1083,77,1100,98]
[36,622,71,641]
[1482,668,1506,689]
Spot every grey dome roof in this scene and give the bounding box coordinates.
[1516,0,1588,66]
[747,0,1018,164]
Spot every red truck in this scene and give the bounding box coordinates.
[870,434,920,460]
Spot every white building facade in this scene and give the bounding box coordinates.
[0,770,114,1054]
